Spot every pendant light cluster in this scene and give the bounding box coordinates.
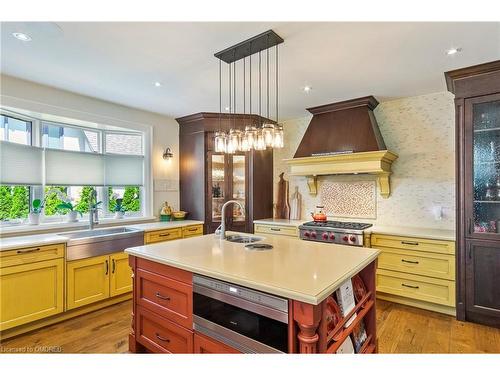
[214,30,284,154]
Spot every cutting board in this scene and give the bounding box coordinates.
[275,172,290,219]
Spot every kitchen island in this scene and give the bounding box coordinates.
[125,233,380,354]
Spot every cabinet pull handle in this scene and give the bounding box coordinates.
[17,247,41,254]
[401,241,419,246]
[270,228,281,231]
[468,246,472,260]
[155,292,171,301]
[155,333,170,343]
[401,259,419,264]
[188,228,198,232]
[468,218,473,235]
[401,283,419,289]
[112,259,116,274]
[105,260,109,275]
[159,233,171,237]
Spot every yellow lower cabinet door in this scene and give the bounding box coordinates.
[67,255,110,310]
[0,258,64,331]
[110,252,132,297]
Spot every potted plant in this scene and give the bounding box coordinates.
[112,198,126,219]
[29,199,43,225]
[56,201,83,223]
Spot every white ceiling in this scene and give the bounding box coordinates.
[1,22,499,120]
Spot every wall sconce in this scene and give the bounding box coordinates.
[162,147,173,160]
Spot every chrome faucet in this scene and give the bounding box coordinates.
[89,188,99,230]
[215,200,245,240]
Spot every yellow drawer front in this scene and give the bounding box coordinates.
[378,247,455,281]
[0,243,65,268]
[0,258,64,330]
[376,269,455,307]
[144,228,182,244]
[182,225,203,238]
[371,234,455,255]
[254,224,298,237]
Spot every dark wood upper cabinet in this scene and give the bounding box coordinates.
[177,113,274,234]
[446,60,500,327]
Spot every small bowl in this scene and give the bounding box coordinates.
[172,211,188,220]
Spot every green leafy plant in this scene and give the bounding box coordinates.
[31,198,44,214]
[56,202,83,217]
[111,198,126,213]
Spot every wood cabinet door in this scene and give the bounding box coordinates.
[67,255,110,310]
[110,252,132,297]
[0,258,64,331]
[193,333,240,354]
[465,239,500,326]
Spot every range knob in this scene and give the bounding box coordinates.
[322,232,329,240]
[304,231,310,238]
[329,233,336,240]
[350,236,357,243]
[310,231,317,239]
[342,236,349,242]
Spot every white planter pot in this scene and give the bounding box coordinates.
[114,211,125,219]
[28,212,40,225]
[67,211,79,223]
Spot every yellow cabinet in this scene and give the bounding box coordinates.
[0,258,64,331]
[254,224,298,237]
[144,228,182,244]
[67,252,132,310]
[110,252,133,297]
[67,255,110,310]
[182,225,203,238]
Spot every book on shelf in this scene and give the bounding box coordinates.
[351,319,368,353]
[335,279,357,327]
[336,336,355,354]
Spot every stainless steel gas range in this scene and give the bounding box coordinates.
[298,221,372,247]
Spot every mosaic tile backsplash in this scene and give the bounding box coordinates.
[274,91,455,230]
[320,180,377,219]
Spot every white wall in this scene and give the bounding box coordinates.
[273,91,456,230]
[0,74,180,216]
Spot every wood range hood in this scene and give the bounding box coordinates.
[284,96,398,198]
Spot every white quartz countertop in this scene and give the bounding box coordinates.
[368,225,456,241]
[253,218,306,227]
[125,232,379,305]
[0,220,204,252]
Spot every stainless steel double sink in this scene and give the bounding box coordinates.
[59,227,144,261]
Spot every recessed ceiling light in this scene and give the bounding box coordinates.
[225,106,230,111]
[446,47,462,55]
[154,81,162,87]
[303,86,312,93]
[12,32,32,42]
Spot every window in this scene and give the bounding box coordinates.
[42,122,100,152]
[1,114,32,145]
[0,114,32,223]
[0,110,147,226]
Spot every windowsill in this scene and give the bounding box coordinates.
[0,216,157,237]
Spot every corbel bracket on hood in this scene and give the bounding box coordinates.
[284,150,398,198]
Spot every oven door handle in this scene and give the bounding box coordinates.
[193,284,289,324]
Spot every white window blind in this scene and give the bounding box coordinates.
[0,141,43,185]
[104,154,144,186]
[44,149,104,186]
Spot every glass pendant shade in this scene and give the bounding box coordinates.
[244,125,257,149]
[273,124,284,148]
[262,123,275,147]
[227,129,241,154]
[214,131,227,153]
[240,133,251,152]
[254,129,266,150]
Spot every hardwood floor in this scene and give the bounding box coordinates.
[1,299,500,353]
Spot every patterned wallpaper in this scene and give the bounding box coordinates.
[273,91,456,230]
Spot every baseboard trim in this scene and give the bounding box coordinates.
[0,293,132,341]
[377,292,456,316]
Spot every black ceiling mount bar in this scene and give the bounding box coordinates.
[214,30,284,64]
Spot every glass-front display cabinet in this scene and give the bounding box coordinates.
[468,94,500,238]
[207,152,248,233]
